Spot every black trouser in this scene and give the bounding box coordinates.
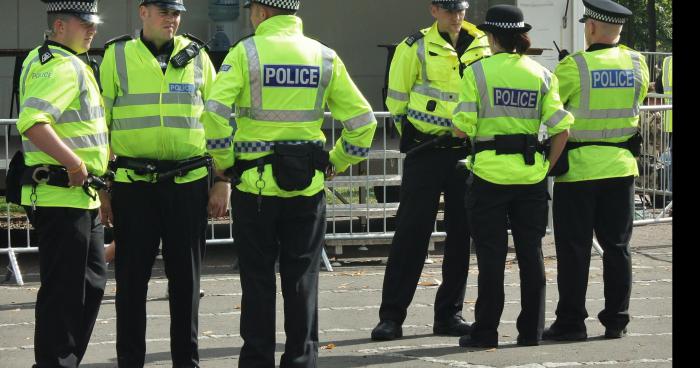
[467,176,548,344]
[112,178,208,368]
[551,176,634,333]
[379,147,471,325]
[232,189,325,368]
[31,207,106,368]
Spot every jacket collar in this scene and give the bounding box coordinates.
[255,15,304,37]
[426,20,485,50]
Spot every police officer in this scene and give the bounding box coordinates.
[99,0,224,366]
[543,0,649,341]
[16,1,108,366]
[200,1,376,366]
[656,55,672,133]
[452,4,573,348]
[371,0,490,341]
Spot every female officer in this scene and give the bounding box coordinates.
[452,4,572,348]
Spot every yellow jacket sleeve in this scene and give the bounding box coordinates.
[452,65,478,138]
[100,45,118,128]
[541,71,574,136]
[385,41,419,133]
[326,54,377,173]
[200,47,244,172]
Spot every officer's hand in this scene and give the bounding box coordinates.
[208,180,231,218]
[98,190,113,227]
[67,161,88,187]
[558,49,570,61]
[453,128,467,139]
[324,164,336,181]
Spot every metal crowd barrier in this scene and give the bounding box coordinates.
[0,102,673,285]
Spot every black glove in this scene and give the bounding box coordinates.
[558,49,570,61]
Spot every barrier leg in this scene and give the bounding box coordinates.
[592,237,604,257]
[321,245,333,272]
[7,248,24,286]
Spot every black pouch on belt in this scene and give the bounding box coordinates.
[272,143,316,191]
[627,132,643,157]
[5,150,27,205]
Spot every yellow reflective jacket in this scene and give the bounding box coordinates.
[200,15,377,197]
[386,21,490,136]
[662,55,672,132]
[453,53,573,185]
[17,42,109,209]
[100,34,220,184]
[555,45,649,183]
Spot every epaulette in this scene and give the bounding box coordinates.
[38,43,54,65]
[104,34,133,49]
[230,33,255,49]
[404,31,425,47]
[183,33,209,51]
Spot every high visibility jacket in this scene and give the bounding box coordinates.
[453,53,573,185]
[100,35,220,184]
[17,42,109,209]
[201,15,377,197]
[662,55,672,132]
[555,45,649,183]
[386,21,490,136]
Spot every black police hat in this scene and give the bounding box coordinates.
[41,0,101,24]
[579,0,631,24]
[477,5,532,34]
[140,0,187,12]
[243,0,300,11]
[432,0,469,11]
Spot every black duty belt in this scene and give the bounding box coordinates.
[113,156,212,182]
[20,164,111,200]
[474,134,545,166]
[565,133,641,157]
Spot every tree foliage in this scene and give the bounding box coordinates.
[617,0,672,52]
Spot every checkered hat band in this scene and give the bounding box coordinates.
[255,0,299,10]
[47,1,98,13]
[585,7,626,24]
[484,21,526,29]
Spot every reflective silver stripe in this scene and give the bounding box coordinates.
[454,101,477,114]
[113,93,203,107]
[417,38,427,82]
[234,140,324,153]
[387,89,409,101]
[242,38,330,122]
[194,52,203,91]
[114,41,129,94]
[341,111,374,131]
[407,108,452,127]
[112,116,161,130]
[237,107,323,122]
[103,96,114,111]
[111,116,202,131]
[487,106,539,120]
[569,127,638,140]
[471,61,491,115]
[544,109,568,128]
[474,136,495,142]
[205,100,233,120]
[22,97,61,121]
[572,54,590,112]
[662,57,672,93]
[58,106,104,124]
[21,55,41,96]
[411,84,458,102]
[570,52,641,119]
[316,46,335,111]
[540,69,552,97]
[243,38,262,112]
[164,116,202,129]
[23,132,108,152]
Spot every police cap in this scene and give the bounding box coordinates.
[140,0,187,12]
[477,4,532,34]
[243,0,300,11]
[432,0,469,11]
[579,0,632,24]
[41,0,102,24]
